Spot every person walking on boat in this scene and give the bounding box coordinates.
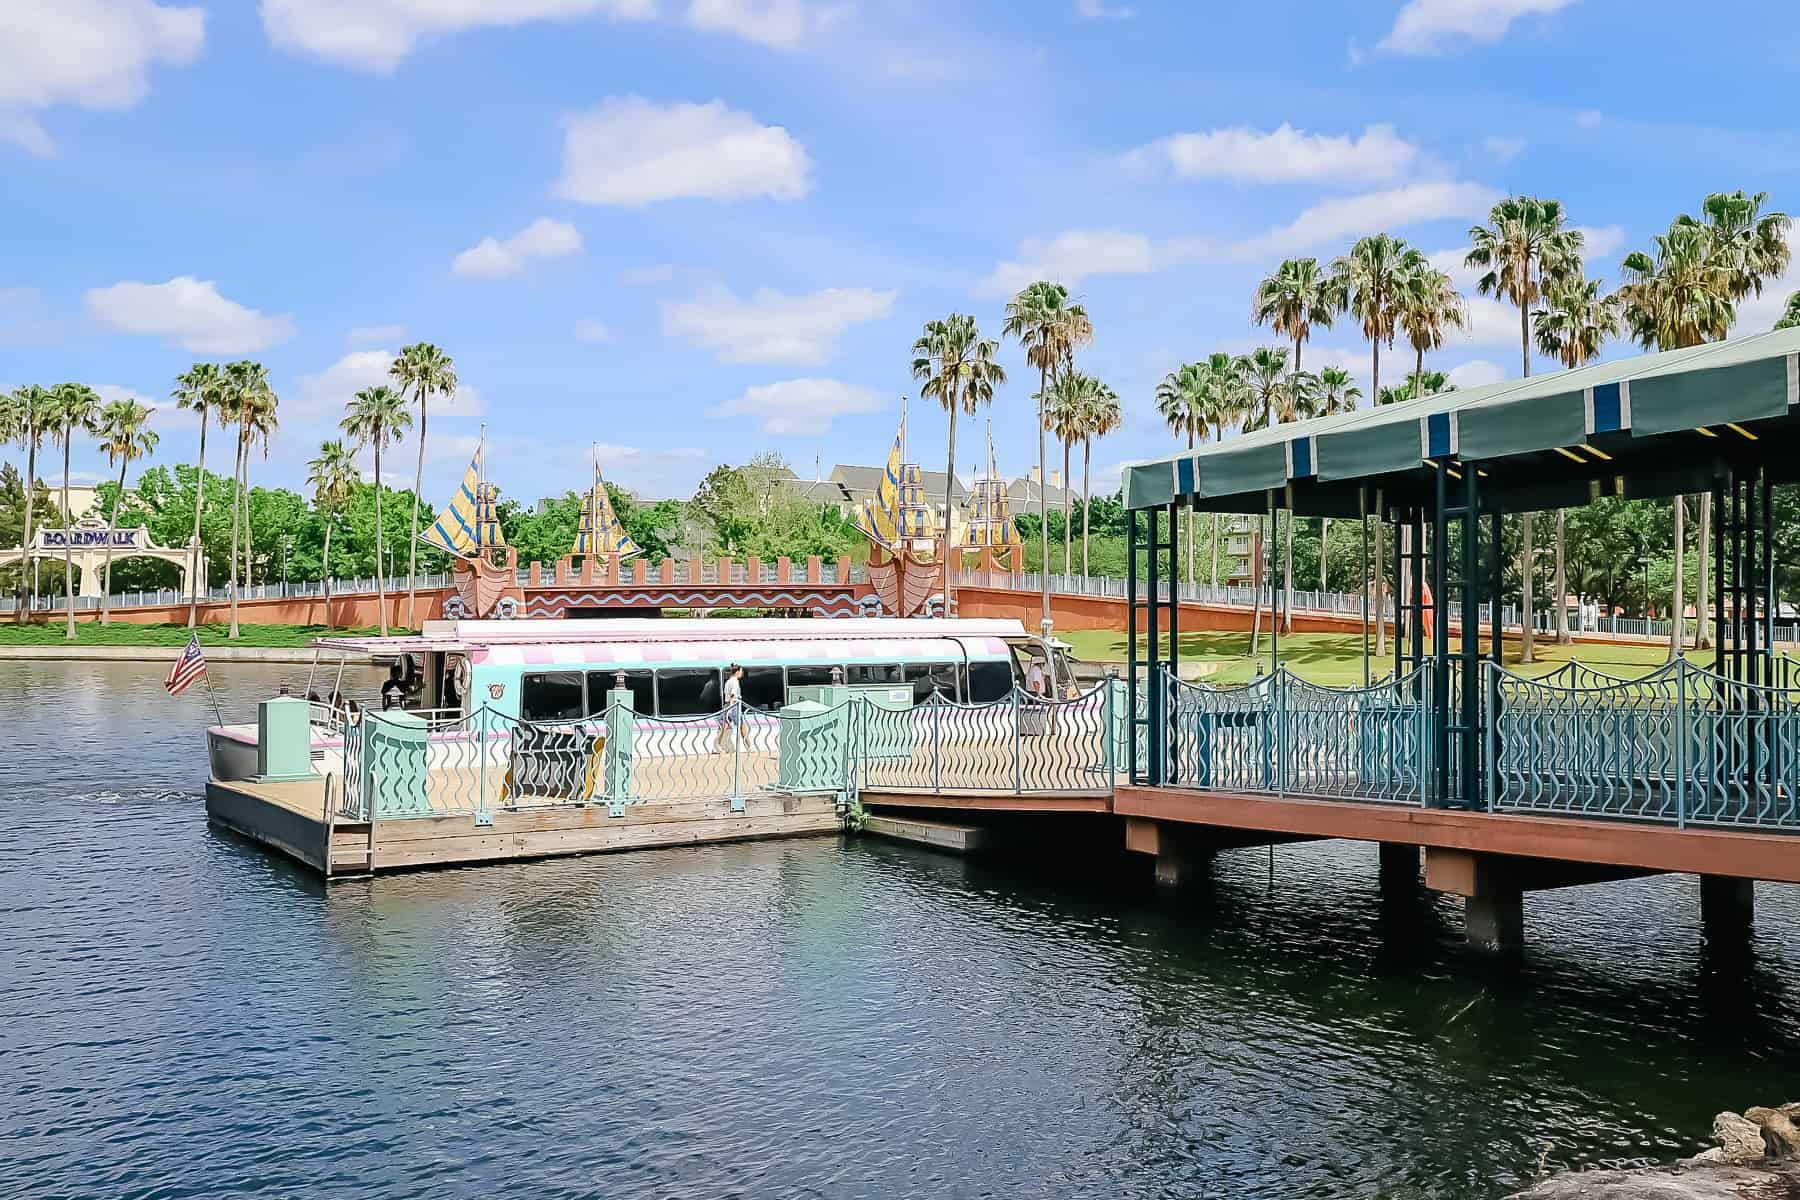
[716,664,750,754]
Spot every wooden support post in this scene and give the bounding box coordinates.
[1700,875,1754,940]
[1423,847,1524,952]
[1378,842,1418,888]
[1465,890,1524,953]
[1125,817,1212,889]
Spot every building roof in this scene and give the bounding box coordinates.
[1005,477,1076,508]
[1122,326,1800,515]
[780,475,853,505]
[830,464,968,504]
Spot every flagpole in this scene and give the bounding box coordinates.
[201,666,226,727]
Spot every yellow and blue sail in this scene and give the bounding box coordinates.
[963,429,1020,549]
[421,447,506,559]
[853,417,906,551]
[571,473,642,560]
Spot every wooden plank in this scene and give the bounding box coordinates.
[862,814,990,854]
[1115,785,1800,885]
[206,782,327,871]
[860,789,1112,814]
[365,792,831,844]
[366,809,842,871]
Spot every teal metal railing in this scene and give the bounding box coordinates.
[1487,660,1800,831]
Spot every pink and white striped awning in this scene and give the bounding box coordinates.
[473,635,1011,667]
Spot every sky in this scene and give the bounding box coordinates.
[4,0,1799,506]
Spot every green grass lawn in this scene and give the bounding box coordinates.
[0,622,404,648]
[1061,627,1726,687]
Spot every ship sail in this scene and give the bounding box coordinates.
[420,444,506,560]
[852,416,906,551]
[962,421,1021,552]
[570,462,642,561]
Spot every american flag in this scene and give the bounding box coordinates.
[165,633,208,696]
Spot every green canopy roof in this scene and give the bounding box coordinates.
[1123,326,1800,513]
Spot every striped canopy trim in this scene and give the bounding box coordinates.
[1120,327,1800,510]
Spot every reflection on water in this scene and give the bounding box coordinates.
[3,661,1797,1198]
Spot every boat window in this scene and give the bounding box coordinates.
[904,662,956,703]
[846,663,903,685]
[967,661,1013,703]
[742,666,786,712]
[521,671,587,722]
[587,669,654,715]
[786,665,839,691]
[657,667,721,717]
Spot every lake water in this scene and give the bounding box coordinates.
[5,660,1798,1199]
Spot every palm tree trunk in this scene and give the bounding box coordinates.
[407,393,426,629]
[228,435,242,639]
[21,433,36,623]
[1519,512,1535,664]
[1249,515,1264,661]
[1036,367,1049,633]
[1415,345,1424,399]
[1696,493,1713,649]
[1061,436,1072,576]
[320,519,333,628]
[1371,339,1380,407]
[101,456,126,625]
[1080,438,1092,576]
[187,419,207,628]
[242,465,253,590]
[61,435,75,641]
[1553,509,1570,643]
[943,404,958,615]
[1669,496,1686,661]
[1185,429,1195,585]
[375,435,389,638]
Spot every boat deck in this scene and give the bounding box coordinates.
[206,773,844,877]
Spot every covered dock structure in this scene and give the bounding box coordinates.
[1114,326,1800,947]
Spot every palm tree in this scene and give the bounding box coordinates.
[47,384,102,640]
[1154,362,1207,584]
[1045,372,1094,577]
[390,343,457,628]
[172,363,222,628]
[1397,263,1466,399]
[1078,378,1121,576]
[1777,291,1800,330]
[1272,369,1325,633]
[1331,233,1412,404]
[341,386,413,637]
[1691,191,1793,652]
[1313,367,1362,595]
[4,385,51,621]
[94,399,159,625]
[220,361,276,640]
[910,314,1005,614]
[1376,372,1454,405]
[1240,347,1289,652]
[307,439,359,629]
[1002,281,1090,631]
[1197,352,1249,587]
[1467,196,1583,665]
[1534,276,1621,645]
[1253,257,1340,377]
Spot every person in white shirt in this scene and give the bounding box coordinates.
[1025,657,1047,700]
[716,663,751,753]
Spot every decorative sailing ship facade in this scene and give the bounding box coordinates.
[852,410,943,617]
[960,422,1023,573]
[421,438,522,619]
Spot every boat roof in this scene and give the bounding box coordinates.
[313,617,1033,659]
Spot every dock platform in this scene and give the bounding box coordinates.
[206,776,844,877]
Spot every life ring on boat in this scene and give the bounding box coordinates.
[495,596,519,620]
[442,594,468,619]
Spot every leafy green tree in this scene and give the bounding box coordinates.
[1313,365,1362,594]
[341,385,412,636]
[94,398,159,624]
[390,342,457,627]
[1332,233,1414,404]
[0,461,62,597]
[1777,292,1800,330]
[308,440,359,623]
[2,385,54,619]
[1154,361,1207,583]
[219,361,278,638]
[1002,281,1090,628]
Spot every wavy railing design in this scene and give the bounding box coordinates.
[857,684,1118,795]
[1488,660,1800,830]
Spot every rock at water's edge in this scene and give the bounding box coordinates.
[1746,1107,1800,1158]
[1506,1162,1800,1199]
[1716,1112,1772,1164]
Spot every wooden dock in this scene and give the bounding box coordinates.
[206,776,844,877]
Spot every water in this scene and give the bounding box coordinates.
[5,661,1798,1199]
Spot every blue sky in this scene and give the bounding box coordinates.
[4,0,1798,505]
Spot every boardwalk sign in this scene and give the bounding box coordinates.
[36,523,148,551]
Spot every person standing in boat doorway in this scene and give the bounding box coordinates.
[716,664,750,753]
[381,662,406,711]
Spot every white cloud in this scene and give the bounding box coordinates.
[293,349,393,423]
[706,378,885,435]
[1447,359,1507,389]
[346,323,404,346]
[1481,135,1526,163]
[84,276,296,353]
[617,263,675,285]
[978,229,1155,298]
[1129,123,1418,185]
[259,0,655,72]
[661,285,895,365]
[683,0,847,49]
[1222,180,1500,261]
[1574,223,1626,262]
[1379,0,1578,55]
[436,384,484,418]
[0,0,204,155]
[452,217,584,279]
[1427,247,1525,346]
[555,96,813,207]
[575,319,612,343]
[1076,0,1135,17]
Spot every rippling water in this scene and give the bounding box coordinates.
[5,660,1798,1199]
